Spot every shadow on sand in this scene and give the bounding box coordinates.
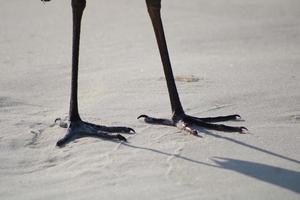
[123,142,300,194]
[202,129,300,165]
[212,157,300,194]
[62,121,300,193]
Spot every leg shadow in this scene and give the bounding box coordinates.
[212,157,300,194]
[122,143,300,193]
[196,127,300,165]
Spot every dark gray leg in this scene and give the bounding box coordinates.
[55,0,134,147]
[145,0,184,117]
[139,0,247,135]
[69,0,84,122]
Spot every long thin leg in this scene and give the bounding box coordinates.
[146,0,184,117]
[69,0,86,122]
[140,0,247,135]
[54,0,134,147]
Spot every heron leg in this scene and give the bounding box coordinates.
[56,0,134,147]
[141,0,247,135]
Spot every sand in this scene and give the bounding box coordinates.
[0,0,299,199]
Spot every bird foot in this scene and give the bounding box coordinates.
[138,113,247,136]
[56,120,135,147]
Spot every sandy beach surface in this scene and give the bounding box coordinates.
[0,0,299,199]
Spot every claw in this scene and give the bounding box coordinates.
[234,114,241,120]
[239,126,248,134]
[137,115,148,119]
[56,138,68,147]
[54,118,61,123]
[137,114,154,123]
[56,129,75,147]
[117,134,127,142]
[138,114,174,126]
[128,128,136,134]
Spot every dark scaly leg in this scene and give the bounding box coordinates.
[53,0,134,147]
[139,0,247,135]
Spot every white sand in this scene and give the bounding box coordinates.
[0,0,300,199]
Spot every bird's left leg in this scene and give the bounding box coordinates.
[51,0,135,147]
[139,0,247,135]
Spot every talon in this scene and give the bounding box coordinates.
[117,134,127,142]
[54,118,61,123]
[56,139,65,147]
[137,115,148,119]
[128,128,136,134]
[239,126,248,133]
[56,134,72,147]
[234,114,241,120]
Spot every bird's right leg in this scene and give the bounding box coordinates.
[55,0,134,147]
[138,0,246,135]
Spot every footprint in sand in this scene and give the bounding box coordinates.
[26,122,46,147]
[27,130,42,146]
[158,75,201,83]
[25,116,69,147]
[174,75,201,83]
[0,96,22,108]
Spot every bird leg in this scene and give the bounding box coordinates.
[56,0,134,147]
[140,0,247,135]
